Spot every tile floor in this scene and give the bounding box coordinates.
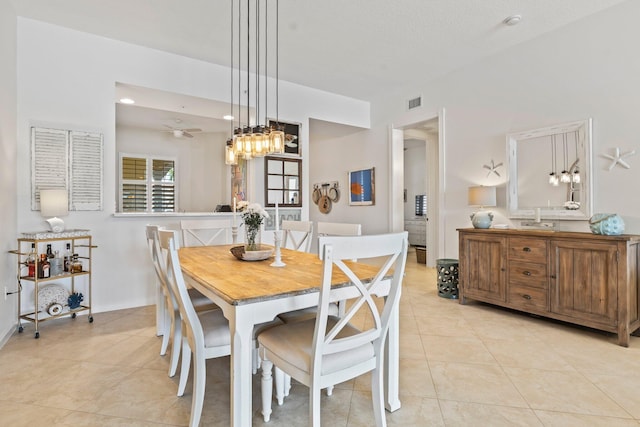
[2,248,640,426]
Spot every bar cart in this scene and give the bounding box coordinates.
[9,229,96,338]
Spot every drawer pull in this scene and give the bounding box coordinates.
[522,271,531,276]
[522,247,532,252]
[522,294,532,300]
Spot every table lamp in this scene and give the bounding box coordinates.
[40,188,68,232]
[468,185,496,229]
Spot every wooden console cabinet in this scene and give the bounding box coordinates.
[458,228,640,346]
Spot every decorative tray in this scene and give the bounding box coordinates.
[230,246,274,261]
[22,229,90,239]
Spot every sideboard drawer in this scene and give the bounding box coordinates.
[508,284,548,311]
[508,261,548,289]
[508,237,547,263]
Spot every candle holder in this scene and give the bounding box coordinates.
[232,225,239,244]
[270,230,286,267]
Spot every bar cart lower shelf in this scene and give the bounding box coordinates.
[9,230,96,338]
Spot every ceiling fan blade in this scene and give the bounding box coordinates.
[183,131,194,138]
[182,128,202,133]
[163,124,175,130]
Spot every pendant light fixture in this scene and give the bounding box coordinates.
[225,0,238,166]
[560,132,571,183]
[549,135,559,186]
[230,0,285,160]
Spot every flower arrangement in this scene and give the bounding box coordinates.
[242,203,269,251]
[236,200,249,212]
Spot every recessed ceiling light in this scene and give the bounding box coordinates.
[223,115,234,121]
[119,98,135,104]
[503,15,522,26]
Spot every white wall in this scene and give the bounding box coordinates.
[0,0,18,344]
[308,124,391,251]
[367,0,640,258]
[14,18,370,320]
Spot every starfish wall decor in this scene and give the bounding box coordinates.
[483,159,503,177]
[603,147,636,171]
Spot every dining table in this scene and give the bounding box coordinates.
[178,244,401,427]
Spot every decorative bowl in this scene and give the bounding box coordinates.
[589,213,625,235]
[230,245,274,261]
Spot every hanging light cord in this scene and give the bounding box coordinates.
[563,132,568,172]
[550,135,556,175]
[230,0,234,136]
[276,0,279,125]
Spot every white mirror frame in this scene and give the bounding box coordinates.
[507,118,593,220]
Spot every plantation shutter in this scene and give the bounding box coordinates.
[70,131,103,211]
[31,127,103,211]
[121,156,148,212]
[151,159,175,212]
[31,128,69,210]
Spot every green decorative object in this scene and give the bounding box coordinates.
[437,258,459,299]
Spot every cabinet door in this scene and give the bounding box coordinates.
[460,233,507,302]
[550,240,617,326]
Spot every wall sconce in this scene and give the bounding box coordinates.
[468,185,496,229]
[40,188,68,232]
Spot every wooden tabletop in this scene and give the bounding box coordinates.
[179,245,380,306]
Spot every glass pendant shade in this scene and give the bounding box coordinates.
[225,143,237,165]
[572,170,581,183]
[560,171,571,183]
[270,128,285,153]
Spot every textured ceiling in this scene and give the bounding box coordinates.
[12,0,628,102]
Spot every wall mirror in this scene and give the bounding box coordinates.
[265,156,302,207]
[507,118,593,220]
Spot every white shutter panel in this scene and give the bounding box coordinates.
[70,131,103,211]
[31,127,69,210]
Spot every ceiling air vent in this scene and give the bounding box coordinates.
[407,96,422,110]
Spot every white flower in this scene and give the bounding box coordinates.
[244,203,269,218]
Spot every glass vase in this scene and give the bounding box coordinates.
[245,226,262,251]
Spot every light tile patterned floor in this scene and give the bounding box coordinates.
[2,248,640,426]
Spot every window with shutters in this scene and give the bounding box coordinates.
[119,154,176,212]
[31,127,103,211]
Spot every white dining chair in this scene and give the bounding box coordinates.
[146,225,171,351]
[316,221,362,238]
[159,229,232,427]
[278,221,361,325]
[180,218,236,246]
[258,232,409,426]
[281,220,313,252]
[145,225,217,379]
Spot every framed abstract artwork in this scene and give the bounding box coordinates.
[348,167,375,206]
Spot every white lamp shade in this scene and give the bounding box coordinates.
[40,189,69,217]
[468,186,496,207]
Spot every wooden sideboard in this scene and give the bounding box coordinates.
[458,228,640,346]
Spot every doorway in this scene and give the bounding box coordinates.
[390,109,445,267]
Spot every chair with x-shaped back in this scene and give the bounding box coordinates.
[258,232,409,426]
[180,218,236,247]
[281,220,313,252]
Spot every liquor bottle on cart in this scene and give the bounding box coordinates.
[38,254,50,278]
[26,243,36,277]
